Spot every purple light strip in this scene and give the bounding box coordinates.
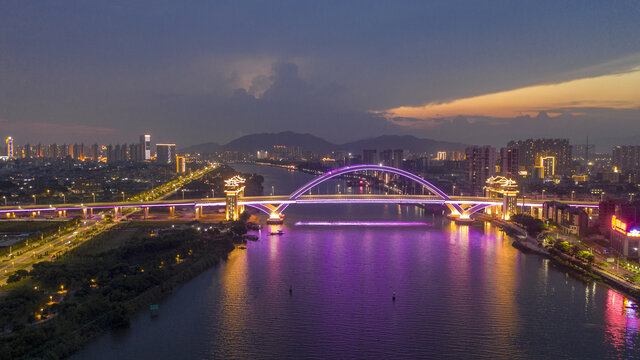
[279,164,464,214]
[294,221,432,227]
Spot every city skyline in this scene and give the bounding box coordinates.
[1,1,639,148]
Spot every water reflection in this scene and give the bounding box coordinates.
[604,289,640,352]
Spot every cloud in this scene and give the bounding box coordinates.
[380,67,640,122]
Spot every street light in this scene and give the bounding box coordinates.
[452,185,456,196]
[121,192,125,202]
[181,189,185,200]
[212,189,215,198]
[61,194,66,204]
[32,194,36,205]
[542,189,546,199]
[571,190,575,201]
[92,193,96,203]
[601,191,605,201]
[2,196,6,206]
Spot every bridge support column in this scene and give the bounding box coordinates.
[143,207,149,220]
[82,208,87,219]
[169,206,175,218]
[266,212,284,225]
[114,207,121,220]
[194,206,201,219]
[454,212,474,225]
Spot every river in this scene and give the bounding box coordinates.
[74,163,640,359]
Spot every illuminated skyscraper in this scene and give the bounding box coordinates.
[176,156,186,173]
[156,144,176,164]
[140,134,151,161]
[540,156,555,178]
[5,137,13,157]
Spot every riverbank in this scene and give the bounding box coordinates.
[475,213,640,302]
[0,221,241,359]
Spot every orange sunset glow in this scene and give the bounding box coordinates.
[380,67,640,123]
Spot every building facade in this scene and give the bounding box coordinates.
[465,146,496,196]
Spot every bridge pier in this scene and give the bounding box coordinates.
[194,206,202,219]
[113,207,122,220]
[266,212,284,225]
[82,208,87,219]
[143,207,149,220]
[169,206,175,218]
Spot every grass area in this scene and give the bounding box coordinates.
[0,221,63,233]
[0,221,239,359]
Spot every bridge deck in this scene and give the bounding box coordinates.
[0,194,598,214]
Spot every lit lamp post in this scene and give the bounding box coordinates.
[32,194,36,205]
[2,196,6,206]
[542,189,546,199]
[571,190,575,201]
[181,189,185,200]
[452,185,456,196]
[121,192,125,202]
[601,191,605,201]
[91,192,96,203]
[212,189,215,199]
[61,194,66,204]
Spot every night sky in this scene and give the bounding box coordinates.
[1,1,639,148]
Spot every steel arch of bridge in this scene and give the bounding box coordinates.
[271,164,465,215]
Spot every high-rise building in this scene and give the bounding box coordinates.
[363,149,377,164]
[612,146,640,171]
[465,146,496,196]
[507,138,572,176]
[379,149,393,166]
[5,137,13,157]
[156,144,176,164]
[393,149,403,169]
[541,156,555,178]
[176,156,186,173]
[500,147,519,177]
[140,134,151,161]
[91,143,99,161]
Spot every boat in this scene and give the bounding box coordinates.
[270,230,284,235]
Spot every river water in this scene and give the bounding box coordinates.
[74,163,640,359]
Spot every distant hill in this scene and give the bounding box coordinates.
[340,135,466,153]
[223,131,334,153]
[184,132,467,154]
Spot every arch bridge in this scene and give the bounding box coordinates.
[0,165,598,223]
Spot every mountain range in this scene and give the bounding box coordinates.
[183,131,467,155]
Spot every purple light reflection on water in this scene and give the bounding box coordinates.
[294,221,432,227]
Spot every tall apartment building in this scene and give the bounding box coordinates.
[362,149,377,164]
[465,146,496,196]
[393,149,403,169]
[499,147,519,177]
[156,144,176,164]
[612,146,640,171]
[507,138,572,176]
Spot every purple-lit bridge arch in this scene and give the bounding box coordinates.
[244,164,476,219]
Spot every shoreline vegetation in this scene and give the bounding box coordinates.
[477,213,640,303]
[0,216,255,359]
